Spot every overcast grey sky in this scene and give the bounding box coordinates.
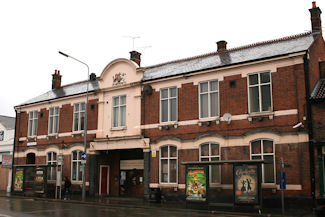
[0,0,324,117]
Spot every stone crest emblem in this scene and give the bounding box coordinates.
[113,72,126,85]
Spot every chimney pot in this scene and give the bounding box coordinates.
[312,1,316,8]
[130,50,142,66]
[217,40,227,52]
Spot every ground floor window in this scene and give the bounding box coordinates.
[200,142,221,184]
[160,145,177,183]
[47,152,57,181]
[71,150,82,181]
[250,139,275,183]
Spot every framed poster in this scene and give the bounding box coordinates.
[185,165,208,202]
[234,164,259,205]
[34,167,46,194]
[14,168,24,192]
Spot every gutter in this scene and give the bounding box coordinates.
[303,51,316,208]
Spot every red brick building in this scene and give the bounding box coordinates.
[12,2,325,208]
[141,2,325,204]
[13,70,99,195]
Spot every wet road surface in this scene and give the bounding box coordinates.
[0,197,253,217]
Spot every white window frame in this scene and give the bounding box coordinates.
[47,152,57,181]
[250,139,275,184]
[71,150,82,182]
[112,95,126,128]
[159,145,178,184]
[160,87,178,123]
[48,107,60,135]
[73,102,85,132]
[199,80,219,119]
[28,110,38,137]
[199,142,221,184]
[247,71,273,113]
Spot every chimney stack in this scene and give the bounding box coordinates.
[217,40,227,52]
[309,1,322,34]
[130,50,141,66]
[52,69,62,89]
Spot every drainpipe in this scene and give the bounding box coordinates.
[303,52,316,209]
[10,109,18,193]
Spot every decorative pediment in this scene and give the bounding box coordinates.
[100,58,144,89]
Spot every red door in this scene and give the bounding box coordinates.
[100,166,109,195]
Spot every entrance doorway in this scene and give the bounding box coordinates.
[119,169,143,198]
[99,165,109,195]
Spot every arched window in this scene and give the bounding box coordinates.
[200,142,221,184]
[26,153,35,164]
[250,139,275,183]
[71,150,82,181]
[47,152,57,180]
[160,145,177,184]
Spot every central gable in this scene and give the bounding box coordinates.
[100,58,141,89]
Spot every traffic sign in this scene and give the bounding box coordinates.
[81,152,86,160]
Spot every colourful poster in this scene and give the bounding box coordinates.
[14,168,24,192]
[186,166,207,202]
[234,164,259,204]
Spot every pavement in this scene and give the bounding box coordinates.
[0,191,316,217]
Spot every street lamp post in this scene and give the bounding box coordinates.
[59,51,89,201]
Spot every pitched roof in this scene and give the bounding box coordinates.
[17,80,100,107]
[0,115,15,130]
[311,78,325,100]
[143,32,315,81]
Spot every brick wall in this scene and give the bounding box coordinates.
[312,102,325,141]
[150,143,311,196]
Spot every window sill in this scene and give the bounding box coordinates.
[111,126,127,131]
[248,111,274,121]
[198,116,220,125]
[158,121,178,130]
[27,136,37,141]
[72,131,84,137]
[158,183,178,188]
[262,183,276,189]
[47,134,59,139]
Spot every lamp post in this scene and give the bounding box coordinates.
[59,51,89,201]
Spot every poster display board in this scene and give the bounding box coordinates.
[233,164,260,205]
[34,167,46,194]
[185,165,208,202]
[14,168,24,191]
[1,155,12,168]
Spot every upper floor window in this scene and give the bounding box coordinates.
[200,142,221,184]
[112,95,126,128]
[248,72,272,113]
[160,87,177,123]
[160,145,177,184]
[48,107,59,134]
[47,152,57,181]
[73,102,85,132]
[71,150,83,181]
[0,131,4,141]
[199,80,219,118]
[28,111,38,137]
[250,139,275,183]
